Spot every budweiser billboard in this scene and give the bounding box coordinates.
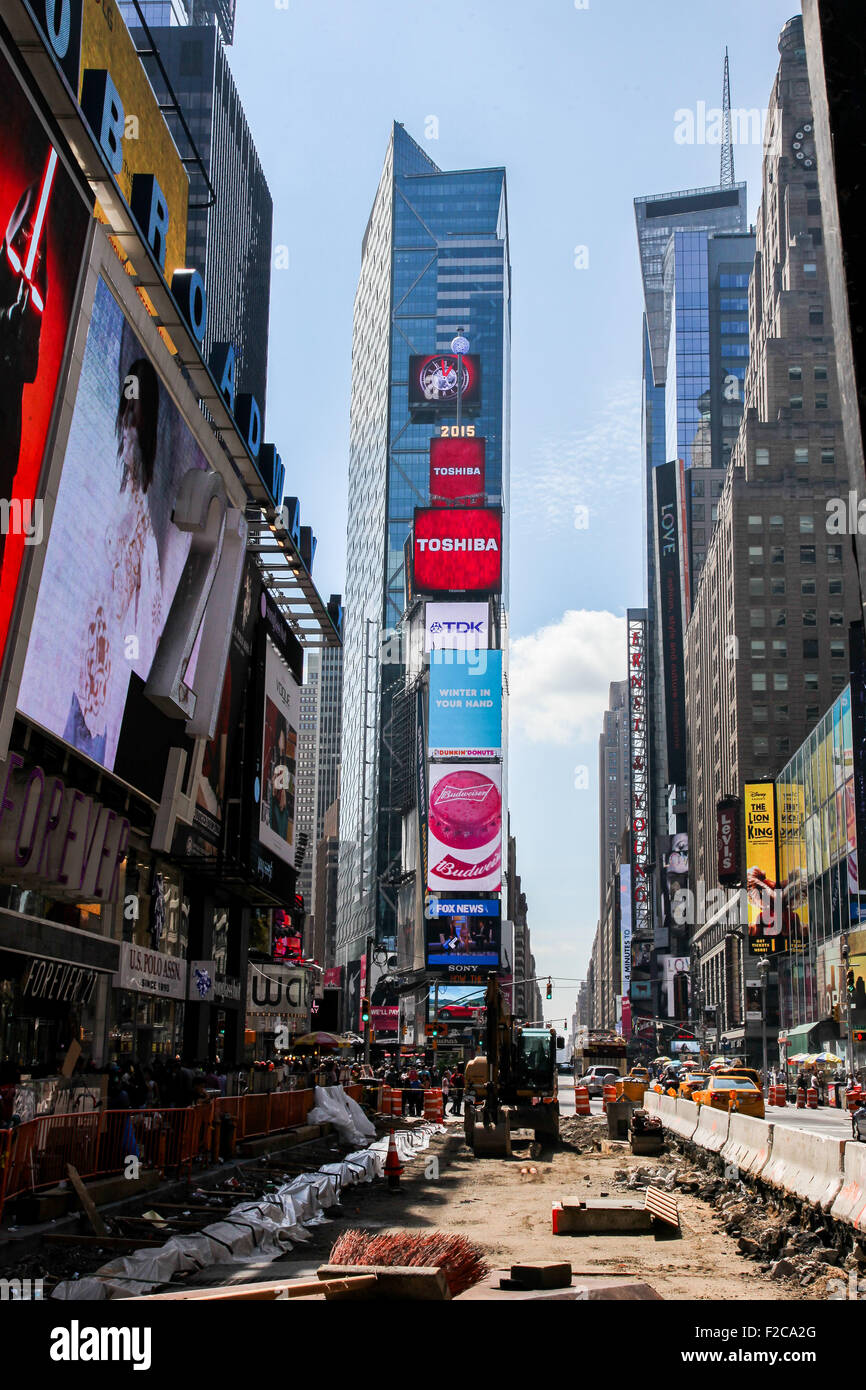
[413,507,502,596]
[427,763,501,892]
[717,796,742,887]
[429,435,485,502]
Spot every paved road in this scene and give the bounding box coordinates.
[769,1102,853,1136]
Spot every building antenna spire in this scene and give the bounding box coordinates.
[721,47,735,187]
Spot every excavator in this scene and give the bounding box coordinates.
[463,973,560,1155]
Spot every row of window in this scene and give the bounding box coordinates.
[749,576,843,595]
[749,544,843,564]
[748,514,817,530]
[754,446,835,467]
[750,638,846,658]
[789,365,828,380]
[750,608,844,626]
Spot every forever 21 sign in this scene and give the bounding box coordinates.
[0,754,130,903]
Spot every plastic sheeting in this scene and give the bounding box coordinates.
[50,1091,442,1301]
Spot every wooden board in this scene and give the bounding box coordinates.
[66,1164,108,1236]
[644,1185,680,1229]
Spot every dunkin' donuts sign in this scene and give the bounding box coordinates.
[427,763,501,892]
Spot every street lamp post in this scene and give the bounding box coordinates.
[758,956,769,1086]
[451,331,469,431]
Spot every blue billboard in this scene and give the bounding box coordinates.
[428,649,502,759]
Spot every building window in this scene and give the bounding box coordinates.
[774,672,788,691]
[771,609,787,627]
[815,366,828,381]
[749,577,765,596]
[771,578,786,596]
[803,609,817,626]
[799,515,815,533]
[829,577,843,595]
[692,480,705,497]
[790,396,804,410]
[821,448,835,466]
[711,504,719,522]
[750,608,765,628]
[748,514,762,528]
[795,448,809,466]
[830,641,845,660]
[829,610,844,625]
[802,640,819,659]
[801,546,816,564]
[788,366,802,380]
[692,503,705,520]
[828,545,843,563]
[754,737,770,757]
[753,705,768,722]
[776,704,789,720]
[771,546,785,565]
[810,307,824,325]
[749,546,764,564]
[772,640,787,658]
[801,578,816,595]
[755,448,770,467]
[804,263,818,277]
[816,394,828,410]
[832,674,847,692]
[805,673,819,690]
[777,738,791,757]
[751,640,766,658]
[807,705,820,721]
[752,673,767,692]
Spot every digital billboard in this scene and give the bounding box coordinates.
[259,637,301,869]
[425,602,489,653]
[17,273,243,799]
[425,909,500,973]
[744,782,786,954]
[429,435,485,502]
[717,797,742,887]
[409,354,480,409]
[653,460,687,786]
[0,41,92,755]
[428,650,502,759]
[428,763,501,892]
[413,507,502,597]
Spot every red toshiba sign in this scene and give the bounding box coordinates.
[413,508,502,596]
[429,436,486,502]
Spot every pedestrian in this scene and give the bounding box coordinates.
[450,1067,464,1115]
[441,1070,450,1112]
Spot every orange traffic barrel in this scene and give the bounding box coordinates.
[848,1085,863,1113]
[807,1084,818,1109]
[423,1089,443,1121]
[796,1086,806,1109]
[574,1085,591,1116]
[390,1087,402,1117]
[381,1085,392,1116]
[773,1084,787,1107]
[602,1084,617,1113]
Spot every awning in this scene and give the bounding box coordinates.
[780,1022,818,1048]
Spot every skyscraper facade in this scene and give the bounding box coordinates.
[598,679,630,919]
[120,7,272,411]
[295,638,344,923]
[337,124,510,974]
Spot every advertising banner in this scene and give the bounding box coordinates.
[427,763,501,892]
[409,354,480,409]
[428,650,502,759]
[717,797,742,887]
[81,0,189,287]
[425,909,500,973]
[429,435,485,502]
[620,862,632,995]
[776,778,809,949]
[258,637,301,869]
[18,274,242,800]
[653,461,687,786]
[744,782,785,954]
[0,41,92,753]
[425,602,489,653]
[114,942,185,1000]
[413,507,502,597]
[660,955,691,1019]
[246,963,312,1025]
[627,611,650,940]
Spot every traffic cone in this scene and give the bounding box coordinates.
[384,1129,404,1191]
[796,1087,806,1109]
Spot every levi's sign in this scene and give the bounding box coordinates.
[413,508,502,596]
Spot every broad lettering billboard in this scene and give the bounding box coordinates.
[413,507,502,596]
[428,650,502,759]
[429,434,485,502]
[425,602,489,653]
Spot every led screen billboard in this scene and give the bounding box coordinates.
[413,507,502,596]
[426,910,500,973]
[425,602,489,653]
[17,274,242,798]
[409,354,480,409]
[427,762,501,892]
[0,41,92,752]
[429,435,485,502]
[258,637,301,869]
[428,650,502,759]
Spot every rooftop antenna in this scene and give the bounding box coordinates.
[720,47,735,187]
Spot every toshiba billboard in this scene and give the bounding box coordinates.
[413,508,502,596]
[429,435,485,503]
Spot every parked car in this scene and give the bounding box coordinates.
[578,1066,619,1097]
[692,1073,765,1119]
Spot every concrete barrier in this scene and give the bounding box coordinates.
[692,1104,730,1153]
[721,1113,773,1179]
[831,1141,866,1229]
[658,1094,678,1123]
[761,1125,846,1210]
[665,1097,699,1143]
[643,1090,661,1115]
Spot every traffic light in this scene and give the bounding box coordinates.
[855,1031,866,1044]
[546,978,553,1000]
[361,996,370,1025]
[848,969,856,1000]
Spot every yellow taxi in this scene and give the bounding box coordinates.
[692,1072,765,1119]
[678,1072,709,1100]
[650,1070,681,1097]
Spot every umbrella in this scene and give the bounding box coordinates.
[652,1056,672,1064]
[292,1031,350,1049]
[788,1053,816,1064]
[814,1051,843,1064]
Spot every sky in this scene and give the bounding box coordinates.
[225,0,800,1032]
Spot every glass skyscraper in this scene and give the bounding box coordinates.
[337,123,510,971]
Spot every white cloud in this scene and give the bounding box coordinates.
[509,609,626,745]
[510,380,641,532]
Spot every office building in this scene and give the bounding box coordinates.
[337,123,510,974]
[294,636,344,922]
[598,679,630,919]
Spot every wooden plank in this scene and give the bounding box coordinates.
[43,1233,166,1250]
[644,1185,680,1228]
[316,1264,451,1301]
[131,1275,378,1301]
[66,1164,108,1236]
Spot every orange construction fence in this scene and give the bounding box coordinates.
[0,1082,367,1222]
